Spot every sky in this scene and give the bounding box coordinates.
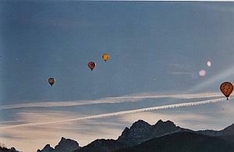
[1,1,234,152]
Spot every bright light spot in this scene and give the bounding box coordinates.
[199,70,206,77]
[207,61,211,67]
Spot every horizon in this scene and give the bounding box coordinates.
[1,1,234,151]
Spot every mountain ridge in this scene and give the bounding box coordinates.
[113,131,234,152]
[35,120,234,152]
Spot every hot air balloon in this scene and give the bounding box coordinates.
[102,53,109,62]
[220,82,233,100]
[48,78,55,86]
[88,61,96,71]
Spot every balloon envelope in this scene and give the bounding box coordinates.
[220,82,233,100]
[48,78,55,86]
[102,53,109,62]
[88,61,96,71]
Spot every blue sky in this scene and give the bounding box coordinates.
[1,1,234,151]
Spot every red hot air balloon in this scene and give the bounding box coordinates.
[220,82,233,100]
[48,78,55,86]
[88,61,96,71]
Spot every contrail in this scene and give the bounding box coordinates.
[0,92,222,110]
[0,97,225,130]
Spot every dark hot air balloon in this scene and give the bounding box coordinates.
[220,82,233,100]
[88,61,96,71]
[48,78,55,86]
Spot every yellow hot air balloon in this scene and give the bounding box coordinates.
[102,53,109,62]
[220,82,233,100]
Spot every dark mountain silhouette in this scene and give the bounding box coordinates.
[117,119,184,146]
[73,139,127,152]
[197,123,234,144]
[38,137,80,152]
[219,123,234,144]
[222,123,234,135]
[0,146,19,152]
[117,120,153,145]
[37,119,234,152]
[74,119,184,152]
[113,131,234,152]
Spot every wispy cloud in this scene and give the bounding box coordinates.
[0,97,224,130]
[168,63,195,78]
[0,116,123,151]
[0,92,222,110]
[0,94,232,152]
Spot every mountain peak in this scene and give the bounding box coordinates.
[117,120,152,145]
[37,144,53,152]
[54,137,80,152]
[155,120,176,127]
[156,119,164,124]
[150,120,180,138]
[38,137,80,152]
[130,120,151,129]
[118,119,179,144]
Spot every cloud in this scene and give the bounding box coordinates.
[0,114,123,151]
[0,97,224,130]
[0,94,232,152]
[0,92,222,110]
[0,92,227,152]
[168,63,196,78]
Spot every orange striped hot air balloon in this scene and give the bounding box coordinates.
[220,82,233,100]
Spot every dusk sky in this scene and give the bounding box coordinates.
[1,1,234,152]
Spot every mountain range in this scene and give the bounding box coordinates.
[36,119,234,152]
[0,146,19,152]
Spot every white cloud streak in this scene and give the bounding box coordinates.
[0,92,222,110]
[0,97,225,130]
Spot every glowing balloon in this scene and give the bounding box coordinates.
[220,82,233,100]
[88,61,96,71]
[48,78,55,86]
[102,53,109,62]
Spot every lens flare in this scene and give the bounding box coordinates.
[207,61,211,67]
[199,70,206,76]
